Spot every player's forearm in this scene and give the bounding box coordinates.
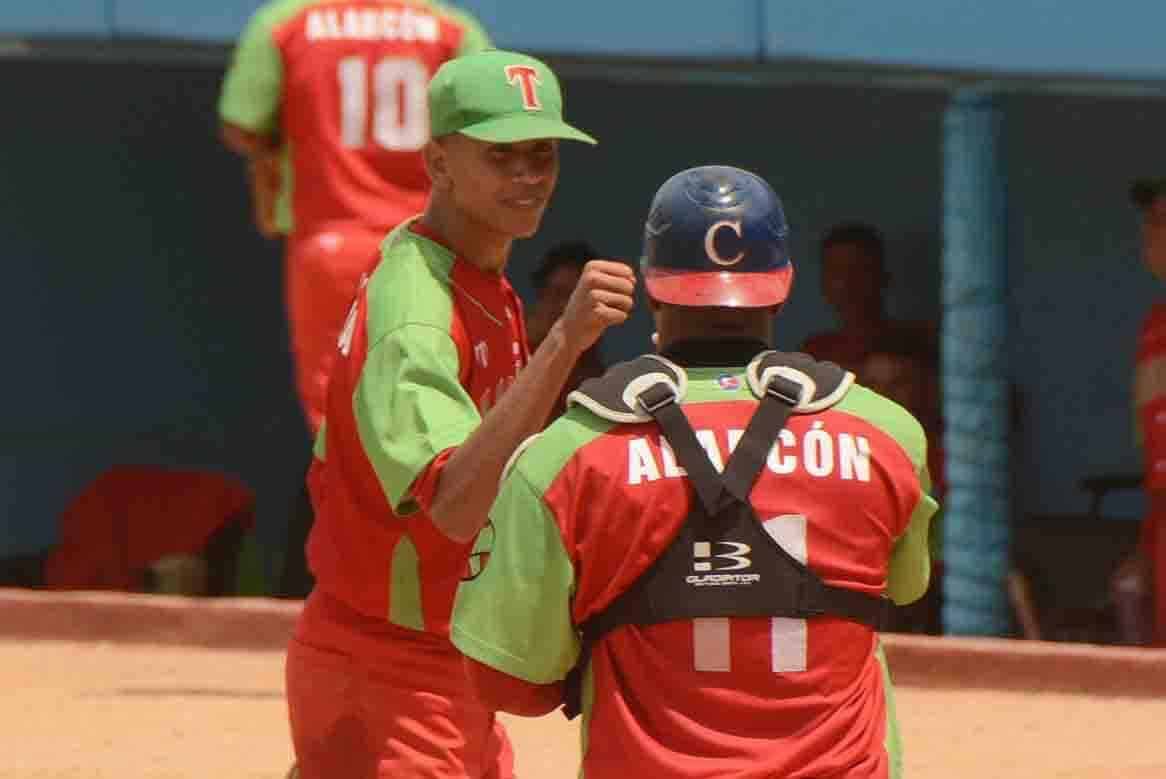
[248,155,283,239]
[429,322,582,543]
[220,122,278,158]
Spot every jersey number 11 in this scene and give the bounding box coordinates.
[693,515,810,674]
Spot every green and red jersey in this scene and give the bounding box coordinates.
[1136,303,1166,489]
[1134,303,1166,645]
[452,360,937,778]
[218,0,490,236]
[306,219,529,641]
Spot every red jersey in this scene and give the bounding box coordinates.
[307,220,529,643]
[1135,302,1166,488]
[219,0,491,237]
[453,350,937,778]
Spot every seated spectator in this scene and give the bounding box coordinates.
[43,465,254,596]
[525,240,607,416]
[802,222,936,376]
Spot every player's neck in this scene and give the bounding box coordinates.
[419,206,512,274]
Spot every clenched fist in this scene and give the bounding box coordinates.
[557,260,636,354]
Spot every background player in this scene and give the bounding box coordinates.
[1114,176,1166,646]
[452,166,937,778]
[286,51,636,778]
[218,0,491,594]
[219,0,490,433]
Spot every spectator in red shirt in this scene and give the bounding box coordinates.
[802,222,936,377]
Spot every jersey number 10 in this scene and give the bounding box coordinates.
[338,56,429,152]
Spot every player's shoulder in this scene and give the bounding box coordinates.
[1141,301,1166,332]
[504,411,619,495]
[364,224,460,336]
[424,0,486,30]
[246,0,319,31]
[832,383,929,470]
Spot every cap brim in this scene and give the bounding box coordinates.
[459,114,597,145]
[1131,178,1166,208]
[644,267,794,308]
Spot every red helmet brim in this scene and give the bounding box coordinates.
[644,267,794,308]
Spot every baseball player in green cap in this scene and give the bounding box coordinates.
[284,49,635,778]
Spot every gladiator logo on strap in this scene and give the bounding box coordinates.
[704,220,745,266]
[505,65,543,110]
[687,541,760,587]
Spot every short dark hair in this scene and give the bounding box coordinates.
[531,240,599,291]
[820,222,885,267]
[1130,178,1166,209]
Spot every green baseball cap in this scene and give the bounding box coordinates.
[428,50,597,145]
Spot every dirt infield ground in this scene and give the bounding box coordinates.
[2,591,1165,778]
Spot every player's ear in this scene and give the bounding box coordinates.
[423,139,450,189]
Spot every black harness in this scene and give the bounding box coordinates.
[561,350,896,719]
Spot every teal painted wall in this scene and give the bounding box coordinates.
[1,60,1161,561]
[7,1,1166,80]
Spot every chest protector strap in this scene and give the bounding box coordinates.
[561,351,892,719]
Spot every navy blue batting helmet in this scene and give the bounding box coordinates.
[641,165,793,307]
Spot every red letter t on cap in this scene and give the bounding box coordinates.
[504,65,542,110]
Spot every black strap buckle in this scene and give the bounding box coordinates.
[765,375,803,407]
[637,383,677,415]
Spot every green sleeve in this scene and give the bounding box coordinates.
[313,421,326,461]
[451,460,579,684]
[455,14,492,56]
[354,324,480,514]
[218,4,285,134]
[887,463,939,605]
[877,641,904,779]
[434,3,492,56]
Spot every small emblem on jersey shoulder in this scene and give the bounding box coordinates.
[716,373,741,391]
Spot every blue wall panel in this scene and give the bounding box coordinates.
[1,58,1161,568]
[8,0,1166,83]
[763,0,1166,80]
[0,61,311,561]
[452,0,760,59]
[112,0,260,42]
[109,0,762,58]
[0,2,108,38]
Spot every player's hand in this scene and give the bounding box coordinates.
[556,260,636,354]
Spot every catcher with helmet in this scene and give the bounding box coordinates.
[451,165,939,778]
